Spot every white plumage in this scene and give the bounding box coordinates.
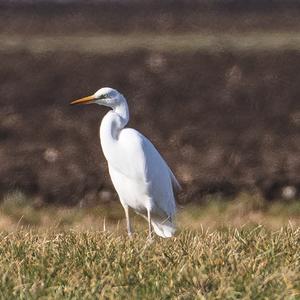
[71,87,181,238]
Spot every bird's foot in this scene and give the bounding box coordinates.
[146,233,154,244]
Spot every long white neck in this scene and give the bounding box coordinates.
[113,100,129,128]
[99,100,129,163]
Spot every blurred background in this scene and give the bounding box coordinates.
[0,0,300,230]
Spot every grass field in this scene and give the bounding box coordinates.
[0,227,299,299]
[0,193,300,299]
[1,192,300,231]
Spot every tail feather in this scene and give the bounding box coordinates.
[151,218,176,238]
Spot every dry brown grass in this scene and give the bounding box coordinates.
[1,192,300,232]
[0,193,299,298]
[0,226,299,299]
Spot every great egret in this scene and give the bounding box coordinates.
[71,87,181,238]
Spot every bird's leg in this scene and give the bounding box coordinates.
[123,205,133,237]
[147,209,152,240]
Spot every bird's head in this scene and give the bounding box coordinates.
[70,87,125,108]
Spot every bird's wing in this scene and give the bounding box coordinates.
[168,166,182,193]
[119,128,178,217]
[143,137,181,194]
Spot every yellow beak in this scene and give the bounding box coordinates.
[70,95,95,105]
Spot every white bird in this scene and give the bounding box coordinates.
[71,87,181,238]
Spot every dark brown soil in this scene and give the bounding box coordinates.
[2,1,300,35]
[1,49,300,204]
[0,2,300,204]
